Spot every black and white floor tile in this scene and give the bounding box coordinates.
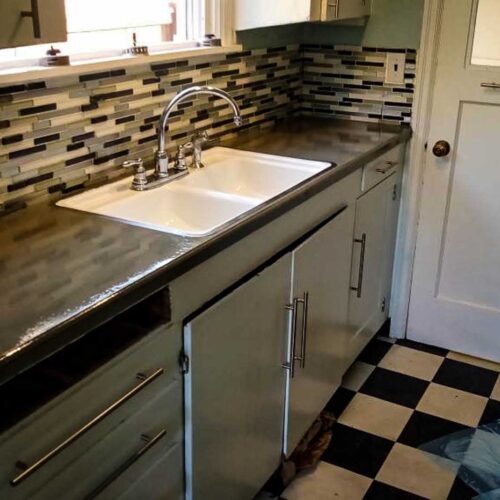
[280,336,500,499]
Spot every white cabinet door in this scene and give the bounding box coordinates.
[184,254,292,500]
[347,177,391,359]
[235,0,315,30]
[380,171,402,316]
[0,0,67,49]
[284,206,355,455]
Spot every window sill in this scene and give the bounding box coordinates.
[0,44,243,85]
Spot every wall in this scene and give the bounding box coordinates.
[237,0,424,50]
[0,47,302,215]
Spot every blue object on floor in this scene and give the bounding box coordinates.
[421,420,500,499]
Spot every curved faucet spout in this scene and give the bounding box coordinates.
[155,86,242,176]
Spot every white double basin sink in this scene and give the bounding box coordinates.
[57,147,331,237]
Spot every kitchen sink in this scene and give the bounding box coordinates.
[57,148,331,237]
[179,148,327,199]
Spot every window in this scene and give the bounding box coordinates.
[471,0,500,66]
[0,0,207,66]
[65,0,185,51]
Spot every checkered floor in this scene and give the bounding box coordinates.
[281,336,500,499]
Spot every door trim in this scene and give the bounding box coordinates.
[389,0,446,338]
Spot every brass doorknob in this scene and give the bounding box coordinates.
[432,140,451,158]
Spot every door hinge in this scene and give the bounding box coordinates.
[392,184,397,201]
[179,352,190,374]
[381,297,387,312]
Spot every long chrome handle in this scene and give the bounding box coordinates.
[376,160,398,175]
[21,0,41,39]
[351,234,367,298]
[481,82,500,89]
[283,297,303,378]
[11,368,164,487]
[84,429,167,500]
[299,292,309,369]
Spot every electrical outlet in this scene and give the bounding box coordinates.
[385,53,406,85]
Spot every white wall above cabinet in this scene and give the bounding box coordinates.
[235,0,370,31]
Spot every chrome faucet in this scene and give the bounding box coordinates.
[123,85,242,191]
[156,85,242,174]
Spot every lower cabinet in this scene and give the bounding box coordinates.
[0,322,183,500]
[183,254,292,500]
[184,206,355,499]
[347,171,402,359]
[283,206,355,455]
[380,174,402,317]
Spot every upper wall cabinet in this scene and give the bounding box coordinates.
[0,0,67,49]
[322,0,371,22]
[235,0,315,31]
[234,0,370,31]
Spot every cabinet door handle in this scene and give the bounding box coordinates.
[21,0,41,39]
[283,297,304,378]
[11,368,164,487]
[328,0,339,18]
[321,0,338,19]
[351,234,367,298]
[376,160,398,174]
[299,292,309,369]
[84,429,167,500]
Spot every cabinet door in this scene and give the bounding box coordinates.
[235,0,314,30]
[380,172,402,316]
[347,177,391,360]
[284,206,355,455]
[184,254,292,500]
[0,0,67,49]
[337,0,371,20]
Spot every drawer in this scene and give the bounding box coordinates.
[40,379,183,500]
[0,323,181,500]
[95,438,183,500]
[361,144,404,193]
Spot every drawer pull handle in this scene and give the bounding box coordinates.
[376,161,398,175]
[11,368,164,487]
[84,429,167,500]
[351,234,367,298]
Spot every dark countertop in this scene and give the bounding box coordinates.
[0,117,411,383]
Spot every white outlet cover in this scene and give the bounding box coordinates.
[385,53,406,85]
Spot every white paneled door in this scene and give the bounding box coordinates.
[408,0,500,361]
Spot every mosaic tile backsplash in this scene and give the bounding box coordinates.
[0,44,416,215]
[300,45,417,123]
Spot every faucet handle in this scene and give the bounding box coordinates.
[123,158,143,169]
[174,144,189,171]
[123,158,148,191]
